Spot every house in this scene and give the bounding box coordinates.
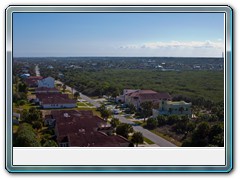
[116,89,138,103]
[36,93,76,109]
[152,100,192,117]
[20,73,30,79]
[35,87,59,93]
[38,77,55,88]
[25,76,43,87]
[124,89,171,110]
[46,110,130,147]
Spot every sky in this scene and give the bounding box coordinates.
[13,13,224,57]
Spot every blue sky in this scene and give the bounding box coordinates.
[13,13,224,57]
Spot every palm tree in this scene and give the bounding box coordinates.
[131,132,143,147]
[140,101,153,122]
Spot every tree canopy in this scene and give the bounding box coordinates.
[116,123,133,138]
[131,132,144,147]
[15,123,41,147]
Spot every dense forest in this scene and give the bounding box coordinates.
[41,68,224,104]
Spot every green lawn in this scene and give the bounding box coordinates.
[143,137,154,144]
[20,103,38,110]
[85,102,94,106]
[150,129,182,147]
[75,107,96,111]
[77,102,87,106]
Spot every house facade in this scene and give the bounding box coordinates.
[124,90,171,110]
[152,100,192,117]
[38,77,55,88]
[116,89,139,103]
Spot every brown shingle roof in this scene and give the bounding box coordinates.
[51,110,130,147]
[37,93,76,105]
[35,87,59,92]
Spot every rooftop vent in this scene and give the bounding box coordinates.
[63,113,70,118]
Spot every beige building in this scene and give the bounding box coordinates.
[117,89,171,110]
[153,100,192,117]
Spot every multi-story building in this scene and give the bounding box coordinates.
[38,76,55,88]
[152,100,192,117]
[122,89,171,110]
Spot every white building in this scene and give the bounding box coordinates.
[36,93,76,109]
[153,100,192,117]
[38,77,55,88]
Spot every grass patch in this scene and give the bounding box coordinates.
[143,137,155,144]
[150,129,182,147]
[28,87,36,91]
[77,102,87,106]
[75,107,96,111]
[92,109,101,117]
[68,94,74,99]
[20,103,38,110]
[85,102,94,106]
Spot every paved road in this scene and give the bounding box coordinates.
[114,115,176,147]
[54,78,176,147]
[55,80,101,108]
[35,65,40,76]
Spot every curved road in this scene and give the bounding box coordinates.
[56,80,176,147]
[40,69,176,147]
[114,115,176,147]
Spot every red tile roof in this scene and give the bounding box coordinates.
[128,90,171,100]
[37,93,76,105]
[25,76,43,86]
[67,132,129,147]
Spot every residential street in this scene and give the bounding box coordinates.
[38,67,176,147]
[55,80,176,147]
[55,80,101,108]
[114,115,176,147]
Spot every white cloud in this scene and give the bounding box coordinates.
[120,40,223,50]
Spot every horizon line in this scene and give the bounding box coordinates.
[12,56,224,58]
